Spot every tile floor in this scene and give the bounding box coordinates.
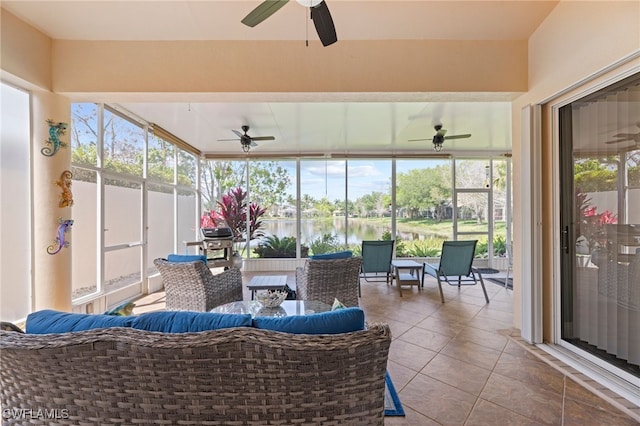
[133,271,640,425]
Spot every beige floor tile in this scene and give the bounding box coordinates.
[399,373,477,424]
[397,326,453,352]
[480,372,563,424]
[440,339,502,371]
[420,353,491,396]
[492,351,565,395]
[388,339,438,373]
[563,397,640,426]
[465,399,540,426]
[415,316,466,337]
[384,406,441,426]
[452,326,509,352]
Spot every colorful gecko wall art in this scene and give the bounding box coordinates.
[41,119,68,157]
[54,170,74,208]
[47,219,73,255]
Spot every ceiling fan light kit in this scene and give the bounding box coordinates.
[296,0,322,7]
[242,0,338,47]
[217,125,275,153]
[409,123,472,152]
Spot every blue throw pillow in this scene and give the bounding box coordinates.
[131,311,252,333]
[167,254,208,263]
[252,307,365,334]
[309,250,353,260]
[26,310,134,334]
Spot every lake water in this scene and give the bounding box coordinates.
[260,218,440,245]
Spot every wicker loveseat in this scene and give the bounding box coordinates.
[0,311,391,425]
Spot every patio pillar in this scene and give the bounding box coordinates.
[32,90,72,311]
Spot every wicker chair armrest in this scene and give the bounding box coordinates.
[203,267,243,309]
[295,266,309,301]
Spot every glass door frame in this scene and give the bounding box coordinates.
[549,69,640,395]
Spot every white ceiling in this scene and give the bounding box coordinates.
[3,0,560,156]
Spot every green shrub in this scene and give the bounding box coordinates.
[309,233,343,255]
[405,238,442,257]
[493,235,507,256]
[253,235,309,258]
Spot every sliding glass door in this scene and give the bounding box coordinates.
[559,72,640,379]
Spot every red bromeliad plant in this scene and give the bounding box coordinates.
[576,191,617,253]
[201,187,266,244]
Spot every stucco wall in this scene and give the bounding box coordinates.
[50,39,527,95]
[0,9,51,90]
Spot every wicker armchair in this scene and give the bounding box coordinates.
[154,258,243,311]
[0,324,391,424]
[296,256,363,307]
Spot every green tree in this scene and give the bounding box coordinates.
[574,158,618,192]
[300,194,316,211]
[396,165,450,220]
[250,160,292,208]
[201,160,292,212]
[455,161,490,224]
[314,197,335,217]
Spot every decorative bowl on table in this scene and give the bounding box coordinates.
[255,289,288,308]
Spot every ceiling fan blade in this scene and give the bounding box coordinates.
[241,0,289,27]
[250,136,275,141]
[232,129,244,138]
[217,138,240,142]
[311,1,337,47]
[408,138,431,142]
[444,134,472,140]
[613,133,637,138]
[605,138,631,144]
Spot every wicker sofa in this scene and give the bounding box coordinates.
[0,312,391,425]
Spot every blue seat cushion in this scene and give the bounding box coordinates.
[252,307,365,334]
[166,254,208,263]
[131,311,252,333]
[26,310,134,334]
[309,250,353,260]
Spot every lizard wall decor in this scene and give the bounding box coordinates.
[47,219,73,255]
[54,170,74,208]
[41,119,68,157]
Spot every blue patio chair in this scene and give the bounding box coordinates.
[359,240,395,296]
[422,240,489,304]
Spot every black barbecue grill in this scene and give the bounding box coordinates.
[200,227,234,269]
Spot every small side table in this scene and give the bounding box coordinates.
[391,260,423,297]
[246,275,288,300]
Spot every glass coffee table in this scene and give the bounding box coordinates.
[211,300,332,318]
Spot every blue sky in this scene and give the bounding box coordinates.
[286,159,449,201]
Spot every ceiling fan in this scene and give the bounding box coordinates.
[241,0,337,47]
[218,125,275,153]
[604,123,640,150]
[409,124,472,152]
